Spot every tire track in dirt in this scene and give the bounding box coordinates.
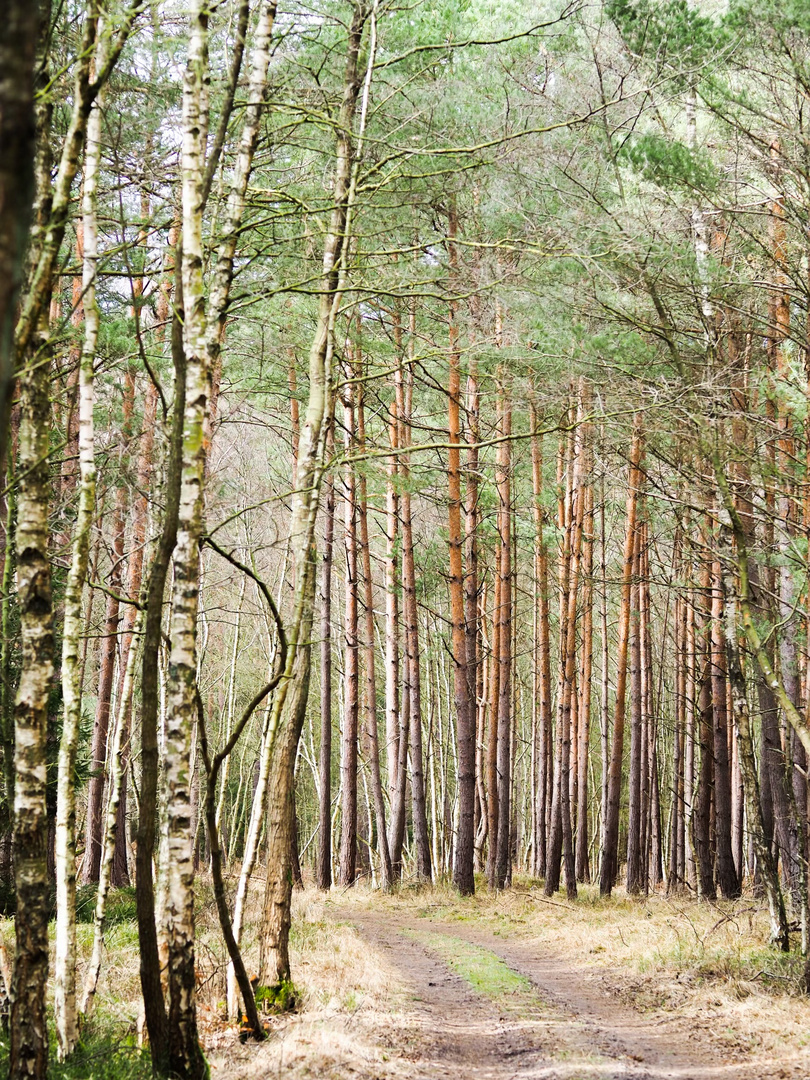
[344,909,802,1080]
[346,908,550,1079]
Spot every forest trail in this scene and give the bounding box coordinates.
[338,907,794,1080]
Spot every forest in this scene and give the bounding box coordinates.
[4,0,810,1077]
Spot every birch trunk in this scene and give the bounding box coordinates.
[81,611,143,1016]
[55,73,102,1059]
[11,7,138,1072]
[260,0,376,980]
[162,4,278,1067]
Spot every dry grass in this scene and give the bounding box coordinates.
[1,873,809,1077]
[331,875,810,1062]
[207,887,416,1080]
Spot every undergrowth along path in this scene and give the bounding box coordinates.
[342,907,802,1080]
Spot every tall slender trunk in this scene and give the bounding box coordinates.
[156,7,280,1062]
[55,75,102,1057]
[545,430,570,896]
[356,368,392,887]
[316,424,335,890]
[693,559,716,900]
[384,315,400,844]
[550,394,584,900]
[446,205,475,895]
[486,551,501,884]
[400,305,430,881]
[261,0,376,979]
[627,528,643,894]
[576,414,593,883]
[82,428,128,884]
[669,576,686,893]
[339,371,359,886]
[111,367,147,890]
[158,9,215,1071]
[600,415,643,896]
[10,2,139,1071]
[684,582,698,890]
[711,556,740,898]
[81,610,143,1016]
[10,13,56,1073]
[136,235,183,1076]
[389,324,411,874]
[494,372,513,890]
[599,462,610,871]
[530,404,551,879]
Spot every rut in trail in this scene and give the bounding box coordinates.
[345,910,800,1080]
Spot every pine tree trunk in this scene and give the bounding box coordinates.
[356,372,393,887]
[694,559,716,901]
[400,321,430,881]
[384,324,400,853]
[545,431,569,896]
[389,332,411,875]
[494,373,513,890]
[486,554,501,885]
[316,424,335,890]
[627,531,643,895]
[530,404,552,879]
[447,205,475,895]
[339,374,359,886]
[576,422,593,884]
[600,415,643,896]
[711,557,740,898]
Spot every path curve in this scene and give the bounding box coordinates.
[342,907,794,1080]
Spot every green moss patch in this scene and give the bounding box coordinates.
[404,929,531,1000]
[254,978,298,1013]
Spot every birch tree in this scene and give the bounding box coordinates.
[54,56,103,1059]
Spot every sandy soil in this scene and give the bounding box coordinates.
[347,908,774,1080]
[211,896,810,1080]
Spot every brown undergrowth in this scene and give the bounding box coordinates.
[337,876,810,1063]
[1,874,808,1078]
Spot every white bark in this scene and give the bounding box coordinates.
[55,77,102,1061]
[226,695,273,1018]
[165,0,279,1061]
[81,611,143,1017]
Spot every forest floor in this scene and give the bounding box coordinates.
[213,880,810,1080]
[2,878,809,1079]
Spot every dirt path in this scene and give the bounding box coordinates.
[342,908,797,1080]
